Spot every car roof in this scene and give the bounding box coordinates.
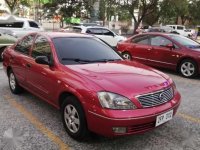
[0,15,36,23]
[73,25,107,29]
[39,32,94,39]
[139,32,174,36]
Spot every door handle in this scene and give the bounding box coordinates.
[26,63,31,68]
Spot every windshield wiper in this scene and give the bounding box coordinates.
[92,59,122,62]
[62,58,93,64]
[62,58,122,64]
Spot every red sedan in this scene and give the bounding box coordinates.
[3,32,181,140]
[117,33,200,78]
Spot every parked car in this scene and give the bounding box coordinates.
[3,32,181,140]
[166,25,191,37]
[147,27,166,33]
[117,33,200,78]
[0,31,17,61]
[0,15,44,38]
[61,26,126,48]
[147,26,179,34]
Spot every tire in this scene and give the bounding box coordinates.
[179,59,198,78]
[61,96,89,140]
[122,52,132,60]
[8,70,23,94]
[0,47,5,61]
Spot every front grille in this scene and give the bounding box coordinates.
[136,87,173,108]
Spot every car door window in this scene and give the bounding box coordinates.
[102,29,114,36]
[131,35,150,45]
[177,26,184,30]
[15,35,35,55]
[31,36,52,60]
[86,28,103,35]
[0,22,24,28]
[151,36,172,47]
[29,21,39,28]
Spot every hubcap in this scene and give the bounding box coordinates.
[64,104,80,133]
[123,53,131,60]
[181,62,195,77]
[9,73,16,90]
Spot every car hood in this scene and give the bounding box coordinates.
[66,61,171,97]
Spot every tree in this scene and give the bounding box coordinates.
[4,0,30,14]
[4,0,19,13]
[115,0,159,34]
[142,4,159,26]
[160,0,189,25]
[188,0,200,25]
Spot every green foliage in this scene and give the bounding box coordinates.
[160,0,189,25]
[188,0,200,25]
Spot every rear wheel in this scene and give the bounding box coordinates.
[179,59,198,78]
[61,96,89,140]
[8,70,23,94]
[122,52,132,60]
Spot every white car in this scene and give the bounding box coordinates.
[0,15,44,38]
[166,25,190,37]
[62,26,126,48]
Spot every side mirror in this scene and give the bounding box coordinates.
[35,56,50,65]
[165,44,175,49]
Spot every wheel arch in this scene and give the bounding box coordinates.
[58,91,84,110]
[176,57,198,72]
[7,66,12,77]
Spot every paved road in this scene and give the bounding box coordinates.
[0,63,200,150]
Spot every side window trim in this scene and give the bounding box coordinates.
[131,35,150,45]
[31,35,53,62]
[14,34,35,56]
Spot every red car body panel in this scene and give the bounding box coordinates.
[3,32,181,137]
[117,33,200,73]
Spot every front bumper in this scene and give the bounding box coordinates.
[87,92,181,137]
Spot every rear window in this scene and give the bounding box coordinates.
[0,22,24,28]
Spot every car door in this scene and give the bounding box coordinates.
[149,35,180,70]
[27,35,58,102]
[10,34,35,87]
[129,35,152,65]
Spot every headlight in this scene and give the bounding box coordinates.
[97,92,136,110]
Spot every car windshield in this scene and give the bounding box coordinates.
[168,34,200,48]
[53,37,122,65]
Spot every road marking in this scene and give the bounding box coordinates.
[178,112,200,124]
[3,95,70,150]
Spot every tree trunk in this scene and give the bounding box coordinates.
[133,22,139,35]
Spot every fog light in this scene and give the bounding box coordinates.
[112,127,127,134]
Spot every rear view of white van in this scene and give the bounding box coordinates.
[0,15,44,38]
[166,25,188,37]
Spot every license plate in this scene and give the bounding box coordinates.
[156,110,173,127]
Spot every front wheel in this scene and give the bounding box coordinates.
[61,96,89,140]
[179,59,198,78]
[122,52,132,60]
